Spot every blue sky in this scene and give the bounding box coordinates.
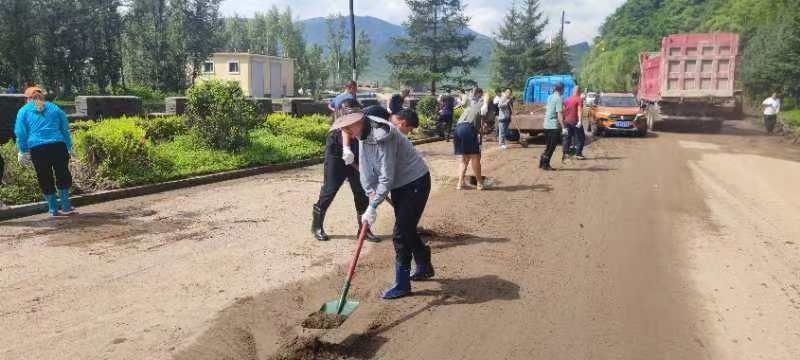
[220,0,626,44]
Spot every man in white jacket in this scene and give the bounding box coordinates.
[762,93,781,134]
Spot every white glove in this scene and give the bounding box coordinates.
[361,206,377,229]
[69,150,77,159]
[562,128,568,136]
[577,121,583,128]
[342,146,355,166]
[17,152,32,167]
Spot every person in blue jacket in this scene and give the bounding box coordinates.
[14,86,75,216]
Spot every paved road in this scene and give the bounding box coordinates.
[2,121,799,359]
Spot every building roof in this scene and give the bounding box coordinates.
[211,52,294,61]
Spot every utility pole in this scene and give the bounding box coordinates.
[349,0,357,83]
[560,10,565,64]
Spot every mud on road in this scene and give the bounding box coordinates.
[2,121,799,359]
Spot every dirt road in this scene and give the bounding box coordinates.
[2,121,799,359]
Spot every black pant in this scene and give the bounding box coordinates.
[542,129,561,162]
[437,113,453,140]
[562,124,585,156]
[764,114,777,134]
[391,173,431,268]
[315,156,368,216]
[30,142,72,195]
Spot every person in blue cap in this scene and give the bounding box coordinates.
[14,86,75,216]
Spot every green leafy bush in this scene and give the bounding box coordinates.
[242,129,324,165]
[782,109,800,128]
[138,116,188,143]
[117,84,167,102]
[73,117,166,186]
[0,142,41,205]
[186,80,257,151]
[264,113,330,144]
[416,96,438,120]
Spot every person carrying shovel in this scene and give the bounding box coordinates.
[333,110,433,300]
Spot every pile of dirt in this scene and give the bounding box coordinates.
[268,336,349,360]
[301,311,347,329]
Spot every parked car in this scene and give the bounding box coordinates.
[587,93,647,137]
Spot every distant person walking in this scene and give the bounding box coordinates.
[562,86,586,161]
[328,80,358,116]
[388,88,410,114]
[14,86,75,216]
[436,94,456,141]
[495,89,513,149]
[539,82,565,171]
[761,93,781,134]
[333,110,433,300]
[453,88,485,190]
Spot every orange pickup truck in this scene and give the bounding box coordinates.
[587,93,648,137]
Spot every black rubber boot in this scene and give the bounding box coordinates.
[411,245,435,281]
[540,156,555,171]
[358,217,382,243]
[312,205,330,241]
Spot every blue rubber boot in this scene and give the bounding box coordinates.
[381,263,411,300]
[44,194,60,216]
[411,245,435,281]
[58,188,74,214]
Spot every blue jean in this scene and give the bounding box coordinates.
[498,120,509,145]
[562,124,585,156]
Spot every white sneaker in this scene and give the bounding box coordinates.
[500,145,507,150]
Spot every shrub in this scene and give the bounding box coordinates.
[73,117,166,186]
[0,141,41,205]
[242,128,324,166]
[117,84,167,102]
[186,80,257,151]
[153,134,243,179]
[783,109,800,128]
[416,95,438,119]
[264,113,330,144]
[138,116,188,143]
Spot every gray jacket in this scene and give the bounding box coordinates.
[359,116,429,207]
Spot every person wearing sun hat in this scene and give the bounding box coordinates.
[14,86,76,216]
[333,108,433,300]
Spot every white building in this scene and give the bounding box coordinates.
[198,53,294,98]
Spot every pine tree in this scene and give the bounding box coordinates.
[489,0,548,90]
[388,0,480,94]
[222,15,251,52]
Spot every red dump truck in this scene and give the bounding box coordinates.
[638,33,742,132]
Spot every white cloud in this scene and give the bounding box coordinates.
[220,0,625,44]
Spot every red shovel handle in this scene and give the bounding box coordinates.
[345,223,370,282]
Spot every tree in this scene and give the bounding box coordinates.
[123,0,170,89]
[181,0,223,83]
[304,44,328,96]
[348,30,372,81]
[387,0,480,94]
[37,0,94,97]
[249,8,280,56]
[544,36,571,74]
[489,0,549,89]
[0,0,38,89]
[221,15,251,52]
[740,9,800,101]
[86,0,124,93]
[325,14,347,86]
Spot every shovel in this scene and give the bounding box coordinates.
[319,222,370,318]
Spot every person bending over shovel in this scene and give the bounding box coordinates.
[333,110,433,300]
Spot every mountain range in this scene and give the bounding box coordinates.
[297,16,588,87]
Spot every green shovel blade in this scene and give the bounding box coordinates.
[320,299,359,317]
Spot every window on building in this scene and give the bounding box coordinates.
[202,61,214,74]
[228,61,240,74]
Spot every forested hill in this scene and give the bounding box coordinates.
[580,0,800,100]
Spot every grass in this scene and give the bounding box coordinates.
[781,109,800,129]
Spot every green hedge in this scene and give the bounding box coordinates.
[782,109,800,128]
[0,113,328,206]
